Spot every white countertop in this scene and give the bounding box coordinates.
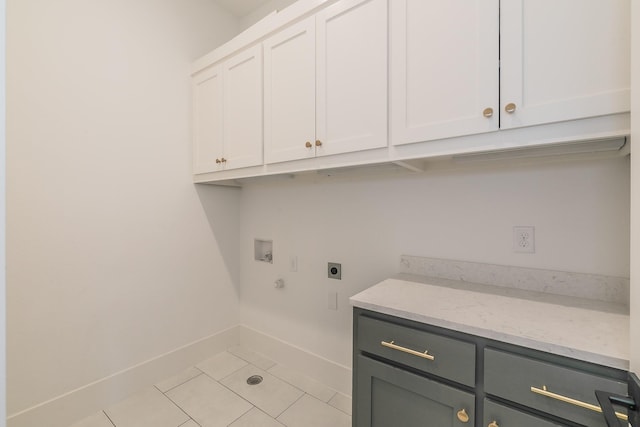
[350,274,630,370]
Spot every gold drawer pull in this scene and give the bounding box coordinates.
[483,107,494,118]
[488,422,499,427]
[531,385,628,421]
[457,408,470,423]
[305,141,312,148]
[380,340,435,361]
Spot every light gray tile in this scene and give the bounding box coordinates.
[229,407,284,427]
[166,373,252,427]
[328,392,352,415]
[196,351,248,380]
[228,346,276,370]
[69,411,114,427]
[220,364,304,418]
[268,364,336,402]
[156,367,203,392]
[105,387,188,427]
[277,394,351,427]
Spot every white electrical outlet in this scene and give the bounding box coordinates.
[513,226,535,253]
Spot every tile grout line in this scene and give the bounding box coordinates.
[274,392,307,421]
[326,391,353,416]
[102,410,116,427]
[154,384,198,426]
[158,368,205,394]
[326,391,338,406]
[224,405,256,427]
[178,418,201,427]
[267,365,339,404]
[227,347,277,371]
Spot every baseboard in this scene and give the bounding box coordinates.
[238,324,352,397]
[7,326,240,427]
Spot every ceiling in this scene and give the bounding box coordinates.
[214,0,274,17]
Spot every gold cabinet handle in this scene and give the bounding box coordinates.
[531,386,628,421]
[315,140,322,147]
[457,408,470,423]
[215,158,221,164]
[220,157,227,163]
[487,422,498,427]
[505,102,517,113]
[380,340,434,361]
[483,107,494,118]
[305,141,312,148]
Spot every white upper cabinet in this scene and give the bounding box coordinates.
[264,0,388,164]
[193,65,223,174]
[193,44,263,173]
[193,0,630,182]
[264,17,316,164]
[222,44,263,170]
[500,0,630,129]
[391,0,630,146]
[315,0,388,157]
[391,0,499,146]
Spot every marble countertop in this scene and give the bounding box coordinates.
[350,274,630,370]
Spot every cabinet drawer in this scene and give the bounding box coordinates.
[484,399,565,427]
[484,348,627,427]
[357,315,475,386]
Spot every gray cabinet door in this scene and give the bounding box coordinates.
[355,354,475,427]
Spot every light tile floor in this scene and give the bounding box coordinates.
[70,346,351,427]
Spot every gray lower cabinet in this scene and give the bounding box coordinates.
[356,354,475,427]
[353,308,628,427]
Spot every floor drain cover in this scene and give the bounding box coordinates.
[246,375,263,385]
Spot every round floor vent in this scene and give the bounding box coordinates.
[246,375,263,385]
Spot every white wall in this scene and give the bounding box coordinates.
[6,0,241,417]
[239,0,297,31]
[631,0,639,373]
[239,157,630,368]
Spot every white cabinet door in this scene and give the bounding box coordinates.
[390,0,499,146]
[223,44,264,170]
[192,65,224,174]
[264,17,316,164]
[500,0,631,129]
[316,0,388,156]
